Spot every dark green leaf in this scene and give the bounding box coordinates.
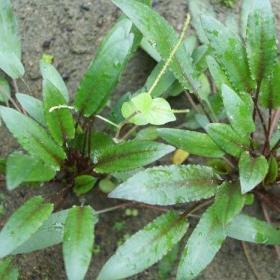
[90,131,115,153]
[227,214,280,245]
[63,206,97,280]
[73,175,97,196]
[0,75,11,103]
[0,196,53,258]
[0,258,18,280]
[75,17,134,116]
[110,165,222,205]
[239,151,268,193]
[158,128,224,158]
[0,107,66,170]
[94,140,174,173]
[98,211,188,280]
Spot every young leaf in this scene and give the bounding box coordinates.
[0,196,53,258]
[238,151,268,193]
[110,165,222,205]
[227,214,280,245]
[98,211,189,280]
[0,107,66,170]
[0,0,24,78]
[12,210,68,254]
[158,128,224,158]
[201,16,253,92]
[94,140,174,173]
[16,93,45,125]
[63,206,97,280]
[75,17,134,116]
[207,123,250,157]
[43,81,75,145]
[265,156,278,184]
[0,258,18,280]
[177,183,244,279]
[73,175,97,196]
[6,152,56,190]
[112,0,199,92]
[221,84,255,136]
[0,75,11,103]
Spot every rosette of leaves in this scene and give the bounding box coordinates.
[95,0,280,279]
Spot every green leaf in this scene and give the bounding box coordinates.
[177,183,244,279]
[43,81,75,145]
[6,152,56,190]
[0,107,66,170]
[0,0,24,78]
[221,84,255,136]
[16,93,45,125]
[99,178,116,194]
[201,16,253,92]
[112,0,199,92]
[207,123,250,157]
[98,211,188,280]
[73,175,97,196]
[94,140,174,173]
[12,210,68,254]
[110,165,222,205]
[227,214,280,245]
[75,17,134,116]
[158,128,224,158]
[265,156,278,184]
[0,75,11,103]
[0,196,53,258]
[136,126,158,141]
[63,206,97,280]
[0,258,18,280]
[239,151,268,193]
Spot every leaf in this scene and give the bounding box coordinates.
[227,214,280,245]
[0,107,66,170]
[0,258,18,280]
[99,178,116,194]
[43,81,75,145]
[16,93,45,125]
[177,183,244,279]
[221,84,255,136]
[109,165,222,205]
[6,152,56,190]
[73,175,97,196]
[0,196,53,258]
[207,123,250,157]
[158,128,224,158]
[112,0,199,92]
[135,126,158,141]
[239,151,268,193]
[201,16,253,92]
[75,17,134,116]
[0,75,11,103]
[172,149,189,165]
[12,210,68,254]
[196,74,211,102]
[98,211,188,280]
[265,156,278,184]
[94,140,174,173]
[0,0,24,78]
[63,206,97,280]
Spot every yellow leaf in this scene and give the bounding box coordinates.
[172,149,189,165]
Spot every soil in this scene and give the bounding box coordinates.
[0,0,280,279]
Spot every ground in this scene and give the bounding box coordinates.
[0,0,280,279]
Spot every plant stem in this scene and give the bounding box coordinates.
[95,114,119,128]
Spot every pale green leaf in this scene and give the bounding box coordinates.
[0,75,10,103]
[0,258,18,280]
[0,52,24,79]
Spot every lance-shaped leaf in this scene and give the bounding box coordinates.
[112,0,199,92]
[0,196,53,258]
[201,16,253,92]
[207,123,250,157]
[158,128,224,158]
[75,18,134,116]
[221,85,255,136]
[6,152,56,190]
[238,151,268,193]
[110,165,222,205]
[94,140,174,173]
[0,75,11,103]
[227,214,280,245]
[0,107,66,170]
[63,206,97,280]
[16,93,45,125]
[12,210,68,254]
[177,183,245,280]
[98,211,188,280]
[0,0,24,78]
[0,258,18,280]
[260,62,280,109]
[43,81,75,145]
